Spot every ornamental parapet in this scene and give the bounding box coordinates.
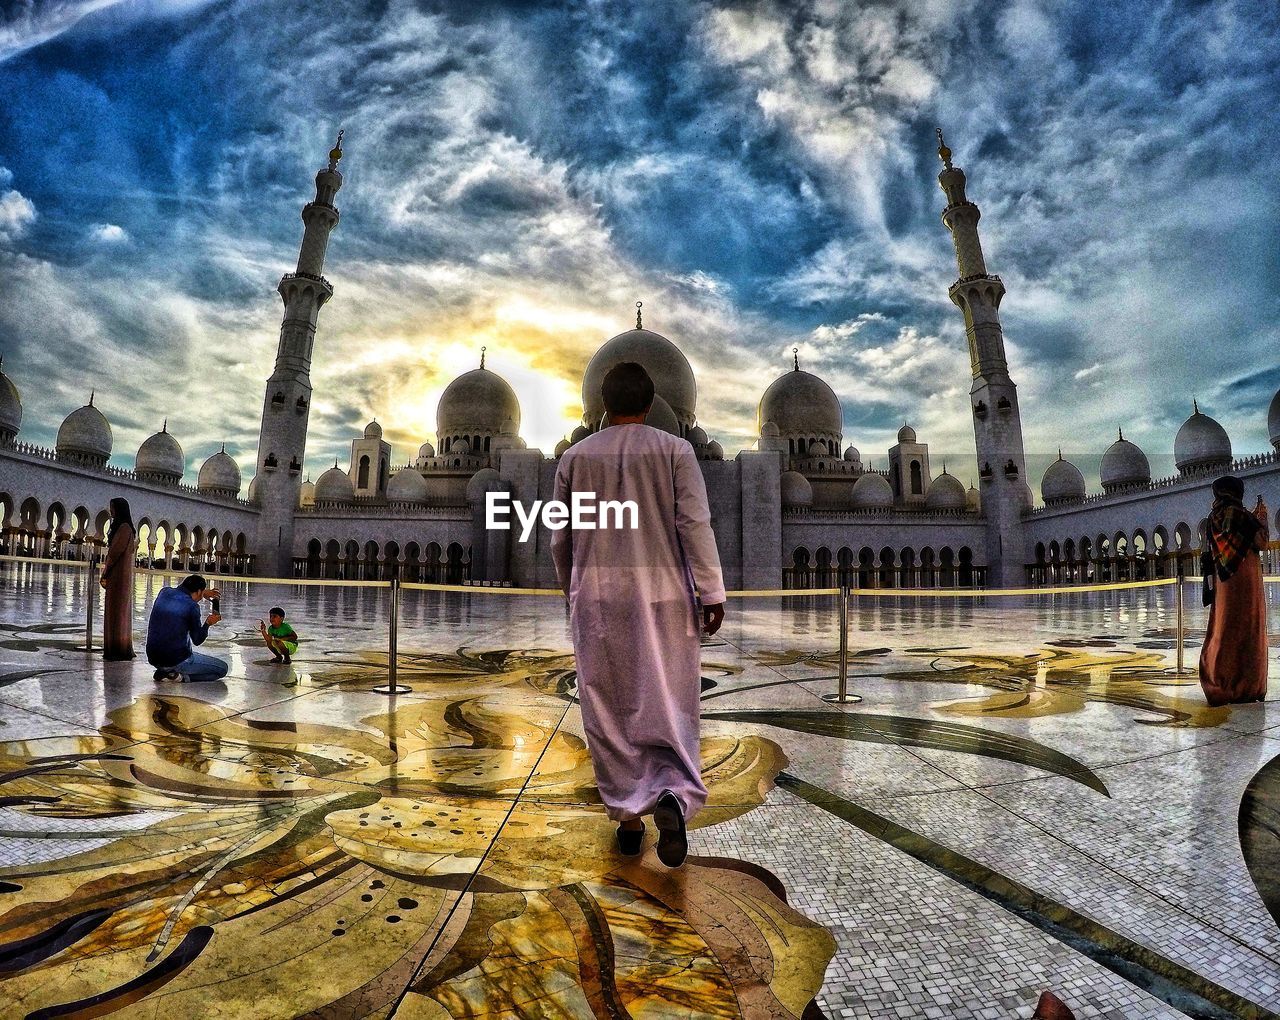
[784,506,981,522]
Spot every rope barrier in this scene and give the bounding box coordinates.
[849,577,1178,598]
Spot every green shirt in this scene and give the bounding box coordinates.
[267,622,297,641]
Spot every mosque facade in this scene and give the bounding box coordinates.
[3,134,1280,590]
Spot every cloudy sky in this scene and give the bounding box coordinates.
[1,0,1277,495]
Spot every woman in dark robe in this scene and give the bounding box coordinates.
[1200,475,1269,705]
[100,497,136,661]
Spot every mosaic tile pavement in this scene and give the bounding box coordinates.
[0,563,1278,1018]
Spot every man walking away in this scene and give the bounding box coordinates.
[551,361,726,867]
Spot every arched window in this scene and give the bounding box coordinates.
[910,460,922,495]
[358,455,370,489]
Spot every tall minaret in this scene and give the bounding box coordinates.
[936,129,1028,587]
[252,131,345,576]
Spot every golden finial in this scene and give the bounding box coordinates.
[793,347,799,371]
[480,345,486,369]
[936,127,953,170]
[635,301,643,330]
[328,128,345,171]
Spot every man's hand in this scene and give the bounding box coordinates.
[207,613,222,627]
[702,602,725,636]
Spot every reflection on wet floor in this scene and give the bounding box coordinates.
[0,564,1278,1018]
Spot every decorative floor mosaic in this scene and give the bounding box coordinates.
[1,564,1278,1018]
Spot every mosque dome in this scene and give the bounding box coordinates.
[925,470,966,510]
[197,446,241,496]
[570,424,590,444]
[1041,453,1086,505]
[897,425,917,444]
[437,365,521,441]
[780,470,813,507]
[466,467,502,504]
[135,423,184,483]
[582,325,697,430]
[966,483,980,511]
[1269,390,1280,452]
[247,475,260,504]
[299,478,315,508]
[0,358,21,440]
[707,440,724,460]
[761,420,780,438]
[1100,430,1150,492]
[315,464,355,505]
[851,472,893,509]
[1174,402,1231,474]
[843,445,860,463]
[643,394,682,437]
[688,425,708,446]
[453,437,473,456]
[554,437,571,457]
[415,442,435,466]
[386,467,428,503]
[757,365,841,439]
[364,420,383,440]
[56,397,113,466]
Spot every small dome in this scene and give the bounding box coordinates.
[299,478,316,508]
[364,420,383,439]
[1269,390,1280,452]
[688,425,708,446]
[582,326,697,430]
[466,467,502,504]
[757,367,841,439]
[415,441,436,467]
[387,467,428,503]
[315,464,355,505]
[1100,429,1150,491]
[897,424,917,444]
[136,423,184,482]
[761,420,780,438]
[780,470,813,507]
[198,447,241,496]
[644,394,681,437]
[453,437,472,455]
[554,437,571,457]
[0,359,21,439]
[1041,453,1085,505]
[437,366,521,441]
[925,470,966,509]
[843,445,860,462]
[247,474,260,504]
[56,397,113,465]
[851,472,893,508]
[570,424,590,443]
[1174,402,1231,474]
[499,416,516,436]
[966,483,980,511]
[707,439,724,460]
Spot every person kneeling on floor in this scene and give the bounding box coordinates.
[145,574,227,683]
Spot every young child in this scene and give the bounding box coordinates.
[259,607,299,664]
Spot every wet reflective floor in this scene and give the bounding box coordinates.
[1,563,1279,1018]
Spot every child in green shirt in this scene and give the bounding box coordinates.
[259,607,299,664]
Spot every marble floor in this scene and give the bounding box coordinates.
[1,562,1278,1019]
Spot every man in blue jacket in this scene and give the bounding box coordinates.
[145,574,227,682]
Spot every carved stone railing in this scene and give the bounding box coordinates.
[784,505,981,522]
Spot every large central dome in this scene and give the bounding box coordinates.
[437,367,521,441]
[757,368,842,439]
[581,327,697,430]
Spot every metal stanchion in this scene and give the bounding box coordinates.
[374,574,410,695]
[823,585,862,705]
[85,555,98,653]
[1175,565,1187,674]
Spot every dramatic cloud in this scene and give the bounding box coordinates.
[0,0,1277,499]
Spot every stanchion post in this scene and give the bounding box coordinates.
[85,554,98,653]
[823,584,862,704]
[389,575,400,688]
[1175,564,1185,674]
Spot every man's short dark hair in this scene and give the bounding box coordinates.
[179,574,207,594]
[601,362,655,416]
[269,606,284,617]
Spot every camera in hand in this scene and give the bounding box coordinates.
[212,596,220,615]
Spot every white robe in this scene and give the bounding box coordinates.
[551,423,726,822]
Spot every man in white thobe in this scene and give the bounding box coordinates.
[552,362,726,867]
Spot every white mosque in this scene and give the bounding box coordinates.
[2,132,1279,590]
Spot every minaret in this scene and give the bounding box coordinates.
[937,129,1028,587]
[252,131,345,576]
